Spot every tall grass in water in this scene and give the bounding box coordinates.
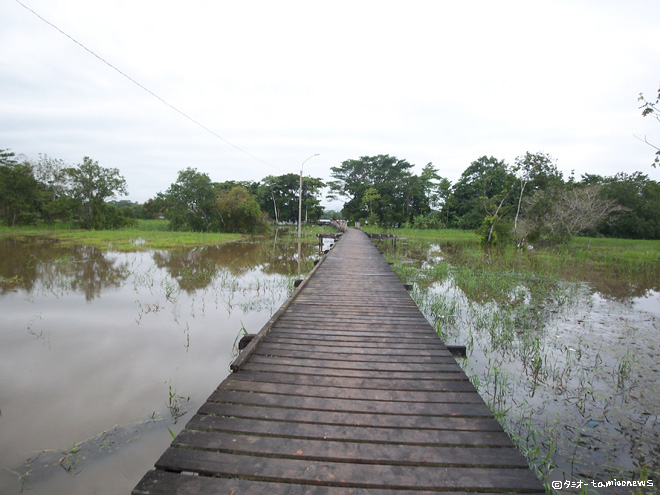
[380,233,660,492]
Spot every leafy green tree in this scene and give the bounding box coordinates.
[328,155,417,226]
[0,150,40,225]
[257,174,325,224]
[215,186,264,233]
[215,180,259,196]
[0,149,17,166]
[162,168,216,231]
[22,154,73,224]
[598,172,660,239]
[66,157,129,229]
[444,156,514,229]
[418,163,451,214]
[142,195,167,219]
[361,187,381,216]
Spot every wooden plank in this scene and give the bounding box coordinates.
[228,371,474,391]
[216,378,484,403]
[256,341,454,357]
[252,347,457,363]
[154,449,544,492]
[241,361,468,380]
[247,354,467,372]
[205,390,495,417]
[276,314,431,324]
[265,337,448,348]
[134,470,545,495]
[172,429,530,467]
[196,402,504,431]
[269,330,442,341]
[186,415,514,446]
[269,321,436,332]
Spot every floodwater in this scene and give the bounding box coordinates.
[0,234,330,495]
[378,240,660,494]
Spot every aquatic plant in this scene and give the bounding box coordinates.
[380,235,660,491]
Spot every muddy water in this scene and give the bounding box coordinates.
[0,235,327,495]
[381,240,660,494]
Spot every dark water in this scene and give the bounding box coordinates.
[0,235,328,495]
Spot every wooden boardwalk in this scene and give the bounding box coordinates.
[133,229,544,494]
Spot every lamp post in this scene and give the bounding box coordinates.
[298,153,319,238]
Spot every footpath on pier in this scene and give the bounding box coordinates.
[133,228,544,494]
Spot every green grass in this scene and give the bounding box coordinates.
[0,221,338,251]
[0,221,240,251]
[370,227,660,285]
[362,226,479,243]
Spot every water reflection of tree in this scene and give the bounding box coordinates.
[150,238,319,292]
[66,247,130,301]
[0,239,130,300]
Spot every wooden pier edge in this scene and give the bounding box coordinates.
[229,237,339,372]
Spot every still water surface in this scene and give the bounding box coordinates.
[0,235,325,494]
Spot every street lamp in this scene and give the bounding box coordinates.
[298,153,319,238]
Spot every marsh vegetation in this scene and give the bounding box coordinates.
[374,230,660,494]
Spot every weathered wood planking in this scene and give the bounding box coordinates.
[133,228,544,494]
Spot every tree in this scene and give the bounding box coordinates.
[597,172,660,239]
[31,154,73,224]
[33,154,70,201]
[361,187,381,216]
[67,157,129,229]
[521,184,624,244]
[1,149,17,166]
[162,168,216,231]
[512,152,563,242]
[419,163,451,213]
[142,196,167,220]
[328,155,417,226]
[0,151,40,226]
[445,156,514,229]
[638,85,660,167]
[257,174,325,224]
[215,186,264,233]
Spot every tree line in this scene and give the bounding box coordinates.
[2,147,659,242]
[0,150,327,233]
[330,153,660,243]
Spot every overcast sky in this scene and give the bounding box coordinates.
[2,0,659,206]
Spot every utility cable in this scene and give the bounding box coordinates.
[14,0,287,172]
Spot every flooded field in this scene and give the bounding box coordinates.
[0,233,330,495]
[377,238,660,494]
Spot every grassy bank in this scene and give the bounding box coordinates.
[0,221,336,251]
[366,227,660,284]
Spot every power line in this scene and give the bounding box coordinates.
[14,0,287,173]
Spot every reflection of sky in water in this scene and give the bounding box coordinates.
[414,256,660,491]
[0,239,313,495]
[633,289,660,317]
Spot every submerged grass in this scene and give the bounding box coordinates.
[0,222,337,252]
[377,231,660,492]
